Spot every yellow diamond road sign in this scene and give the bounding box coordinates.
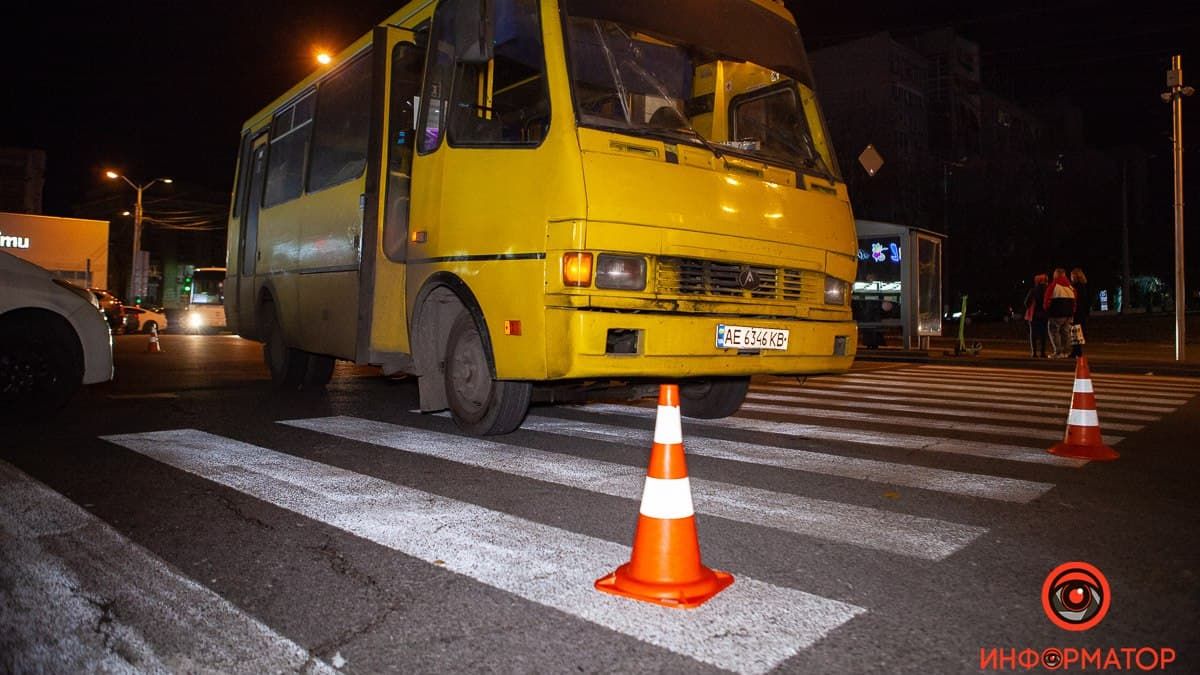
[858,144,884,177]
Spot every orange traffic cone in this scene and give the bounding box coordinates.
[147,323,163,353]
[595,384,733,608]
[1048,356,1117,461]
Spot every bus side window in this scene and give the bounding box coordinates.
[447,0,549,146]
[308,52,373,193]
[264,92,315,206]
[383,42,425,262]
[418,3,456,154]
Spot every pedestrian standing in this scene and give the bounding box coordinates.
[1070,268,1089,357]
[1023,273,1050,357]
[1044,268,1077,358]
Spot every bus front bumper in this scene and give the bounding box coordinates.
[543,308,856,380]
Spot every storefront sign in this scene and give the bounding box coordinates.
[0,232,31,249]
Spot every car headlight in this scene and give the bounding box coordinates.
[595,254,647,291]
[186,312,205,329]
[824,276,848,305]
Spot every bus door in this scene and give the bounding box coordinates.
[362,26,423,360]
[237,133,268,335]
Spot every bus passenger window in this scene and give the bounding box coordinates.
[264,92,314,206]
[308,52,373,192]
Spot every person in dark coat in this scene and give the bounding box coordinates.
[1023,273,1049,357]
[1044,268,1077,358]
[1070,268,1089,357]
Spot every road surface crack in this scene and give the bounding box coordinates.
[213,492,275,530]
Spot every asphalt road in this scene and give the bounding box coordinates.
[2,334,1198,673]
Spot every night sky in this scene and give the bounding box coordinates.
[3,1,1196,227]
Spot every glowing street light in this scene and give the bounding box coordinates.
[316,51,332,65]
[105,170,173,300]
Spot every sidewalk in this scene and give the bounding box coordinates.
[853,312,1200,377]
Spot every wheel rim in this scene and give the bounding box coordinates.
[448,324,491,419]
[0,349,56,398]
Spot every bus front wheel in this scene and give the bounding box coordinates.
[679,376,750,419]
[444,311,531,435]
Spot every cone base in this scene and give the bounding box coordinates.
[1048,441,1119,461]
[595,563,733,609]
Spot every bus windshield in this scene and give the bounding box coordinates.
[561,0,840,180]
[191,271,225,306]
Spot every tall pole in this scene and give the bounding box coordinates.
[1164,55,1193,360]
[130,184,144,301]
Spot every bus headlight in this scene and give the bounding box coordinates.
[824,276,848,305]
[186,312,206,330]
[595,254,647,291]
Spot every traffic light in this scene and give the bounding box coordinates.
[182,276,192,295]
[134,296,142,306]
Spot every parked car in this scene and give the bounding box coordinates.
[1,252,115,412]
[121,305,168,333]
[87,287,125,330]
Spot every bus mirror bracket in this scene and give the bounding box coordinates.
[454,0,494,64]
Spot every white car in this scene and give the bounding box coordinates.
[121,305,169,333]
[0,251,114,411]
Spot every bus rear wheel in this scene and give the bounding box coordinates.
[679,376,750,419]
[444,311,531,435]
[263,313,307,389]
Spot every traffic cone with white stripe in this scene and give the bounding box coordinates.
[595,384,733,608]
[146,323,163,353]
[1048,357,1118,461]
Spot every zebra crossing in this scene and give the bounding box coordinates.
[4,364,1198,673]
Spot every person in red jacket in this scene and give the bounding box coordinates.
[1043,268,1077,358]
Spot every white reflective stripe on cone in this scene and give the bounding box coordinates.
[639,476,695,519]
[1073,379,1095,393]
[1068,409,1100,427]
[653,405,683,445]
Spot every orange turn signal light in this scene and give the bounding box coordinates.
[563,252,593,287]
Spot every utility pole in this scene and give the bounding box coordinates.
[1162,55,1193,361]
[105,171,172,302]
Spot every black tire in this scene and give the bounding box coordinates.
[262,311,307,389]
[302,353,335,388]
[142,320,157,334]
[679,376,750,419]
[0,312,84,413]
[444,311,531,435]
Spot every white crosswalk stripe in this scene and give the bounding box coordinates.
[762,381,1179,414]
[579,404,1086,467]
[812,373,1190,405]
[280,416,985,560]
[737,401,1123,444]
[886,367,1200,395]
[912,365,1200,390]
[745,391,1145,432]
[0,461,335,674]
[101,429,865,675]
[517,415,1054,504]
[751,384,1163,421]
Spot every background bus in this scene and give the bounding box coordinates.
[183,267,226,333]
[225,0,858,434]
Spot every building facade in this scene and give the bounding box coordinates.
[0,212,108,288]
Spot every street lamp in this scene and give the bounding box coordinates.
[105,170,172,301]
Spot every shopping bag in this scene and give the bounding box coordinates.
[1070,324,1086,346]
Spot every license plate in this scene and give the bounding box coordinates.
[715,324,790,351]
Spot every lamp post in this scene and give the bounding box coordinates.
[105,170,172,301]
[1161,55,1193,361]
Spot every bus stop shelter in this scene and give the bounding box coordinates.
[852,220,945,351]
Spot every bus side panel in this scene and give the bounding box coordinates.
[294,177,365,358]
[224,218,242,335]
[256,201,303,342]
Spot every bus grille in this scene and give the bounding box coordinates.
[655,257,823,303]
